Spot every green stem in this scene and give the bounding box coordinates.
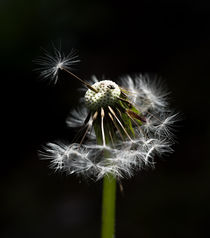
[101,174,116,238]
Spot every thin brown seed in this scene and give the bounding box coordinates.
[116,108,122,118]
[118,107,147,138]
[108,106,133,141]
[117,97,132,107]
[126,111,148,139]
[79,111,98,145]
[92,111,98,120]
[60,67,98,93]
[126,110,146,122]
[72,126,86,144]
[79,119,93,146]
[101,107,106,146]
[120,92,163,126]
[108,129,114,146]
[108,112,124,140]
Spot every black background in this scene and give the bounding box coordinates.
[2,1,210,238]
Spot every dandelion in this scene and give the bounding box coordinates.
[36,48,178,238]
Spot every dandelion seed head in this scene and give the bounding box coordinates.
[85,80,121,110]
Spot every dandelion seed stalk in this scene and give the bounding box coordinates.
[101,175,116,238]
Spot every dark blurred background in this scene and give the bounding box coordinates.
[1,0,210,237]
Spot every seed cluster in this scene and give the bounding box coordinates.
[85,80,121,110]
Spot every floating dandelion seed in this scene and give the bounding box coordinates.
[36,48,178,180]
[34,47,80,84]
[34,47,98,92]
